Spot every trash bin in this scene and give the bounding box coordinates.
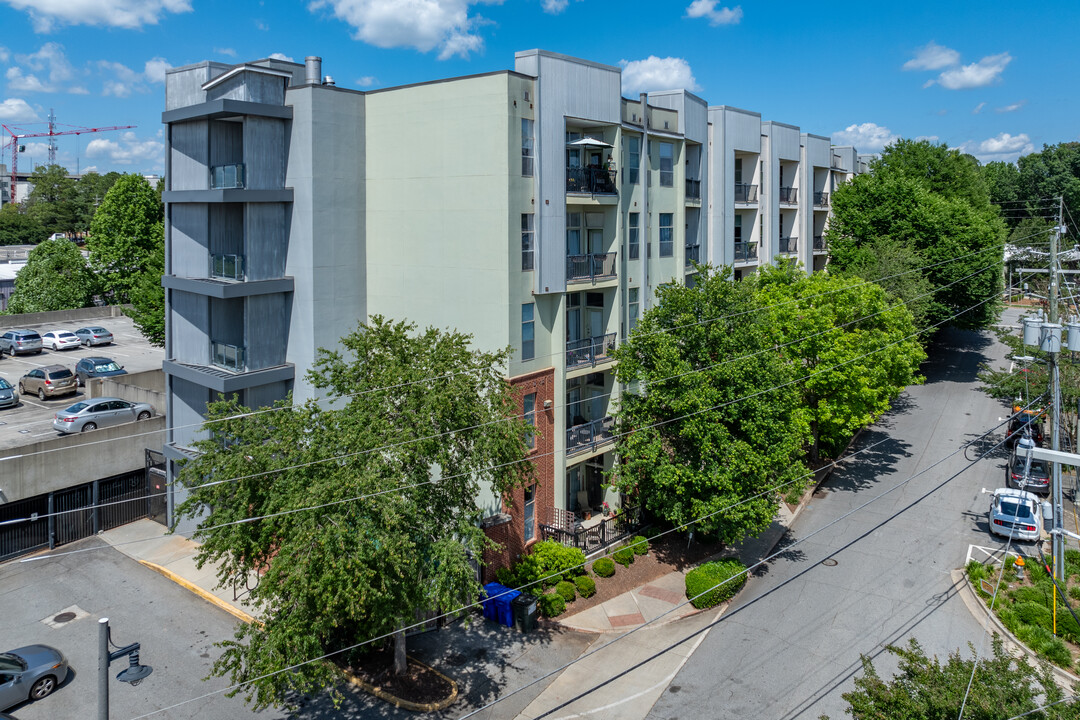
[482,582,519,627]
[512,593,538,633]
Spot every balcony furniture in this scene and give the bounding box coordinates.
[538,505,642,552]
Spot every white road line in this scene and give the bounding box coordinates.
[18,398,47,410]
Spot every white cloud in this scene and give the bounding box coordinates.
[268,52,294,62]
[3,0,192,32]
[972,102,985,114]
[0,47,9,63]
[619,56,700,95]
[96,57,169,96]
[541,0,567,12]
[955,132,1034,162]
[902,41,959,71]
[6,66,49,93]
[214,47,237,57]
[0,98,38,122]
[255,19,269,30]
[684,0,742,26]
[309,0,496,60]
[996,99,1027,113]
[931,52,1011,90]
[85,130,164,169]
[7,42,78,93]
[81,165,98,173]
[356,75,378,87]
[144,57,171,83]
[832,122,899,152]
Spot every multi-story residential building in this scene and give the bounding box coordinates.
[160,49,868,574]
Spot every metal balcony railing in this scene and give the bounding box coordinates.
[779,236,798,254]
[685,244,701,267]
[567,252,617,282]
[734,183,758,203]
[685,178,701,200]
[210,163,245,190]
[814,191,829,206]
[209,254,245,281]
[778,186,797,204]
[211,341,246,372]
[813,235,826,251]
[733,242,758,263]
[566,333,616,370]
[566,167,617,194]
[566,416,615,456]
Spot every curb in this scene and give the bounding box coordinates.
[343,657,459,712]
[138,559,258,625]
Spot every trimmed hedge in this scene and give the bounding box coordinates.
[629,536,649,556]
[613,548,635,567]
[593,557,616,578]
[499,540,587,590]
[574,575,596,598]
[685,559,747,609]
[555,580,577,603]
[539,593,566,618]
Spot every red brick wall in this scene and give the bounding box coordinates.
[481,366,556,584]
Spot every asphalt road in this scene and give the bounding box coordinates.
[646,321,1025,720]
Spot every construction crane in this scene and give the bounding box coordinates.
[2,109,136,195]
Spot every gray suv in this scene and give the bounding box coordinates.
[0,329,43,356]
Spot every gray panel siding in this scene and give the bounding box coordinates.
[206,72,286,106]
[245,203,287,281]
[169,376,212,448]
[244,294,287,369]
[170,120,208,191]
[720,107,761,153]
[170,290,209,365]
[209,204,243,256]
[802,134,830,168]
[243,117,286,189]
[166,66,210,111]
[244,380,291,411]
[210,297,244,347]
[170,203,208,278]
[209,120,243,167]
[767,123,801,161]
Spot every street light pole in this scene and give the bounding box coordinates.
[97,617,153,720]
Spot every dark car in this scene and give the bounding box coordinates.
[1007,438,1051,494]
[0,645,69,711]
[1005,412,1044,448]
[75,357,127,386]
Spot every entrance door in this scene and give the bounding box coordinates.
[566,294,582,343]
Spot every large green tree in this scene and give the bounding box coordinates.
[610,267,811,544]
[24,164,78,237]
[0,204,46,246]
[73,170,121,232]
[125,225,164,345]
[176,317,532,709]
[6,238,98,313]
[87,174,163,303]
[755,264,926,462]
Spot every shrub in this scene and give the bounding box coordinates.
[1056,607,1080,644]
[685,559,747,609]
[505,541,587,590]
[539,592,566,618]
[1027,561,1049,583]
[555,580,576,603]
[966,560,989,584]
[1070,586,1080,601]
[495,567,516,587]
[593,557,616,578]
[629,536,649,556]
[1009,585,1050,605]
[1066,549,1080,577]
[1016,625,1073,668]
[641,526,663,540]
[613,548,635,567]
[1013,601,1053,630]
[574,575,596,598]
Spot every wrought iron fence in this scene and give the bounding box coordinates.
[566,167,618,194]
[814,191,829,206]
[685,244,701,266]
[539,505,642,553]
[779,236,798,254]
[566,416,615,456]
[566,333,616,370]
[813,235,826,250]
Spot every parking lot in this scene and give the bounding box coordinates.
[0,315,164,452]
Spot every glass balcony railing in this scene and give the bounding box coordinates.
[814,191,829,206]
[685,245,701,267]
[566,333,616,370]
[566,167,617,194]
[210,163,245,190]
[211,341,246,372]
[813,235,826,251]
[567,416,615,456]
[778,186,797,204]
[733,242,758,263]
[779,236,798,254]
[567,253,617,282]
[685,178,701,200]
[209,254,245,281]
[734,183,758,203]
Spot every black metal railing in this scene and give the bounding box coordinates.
[685,178,701,200]
[539,505,642,553]
[734,242,758,262]
[778,186,797,204]
[685,245,701,266]
[735,183,758,203]
[813,235,826,250]
[566,333,617,370]
[567,252,617,282]
[210,253,245,281]
[779,236,798,254]
[567,416,615,456]
[814,191,829,206]
[566,167,618,194]
[210,163,245,189]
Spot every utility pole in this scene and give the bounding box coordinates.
[1051,196,1065,583]
[98,617,153,720]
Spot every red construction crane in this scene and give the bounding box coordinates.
[2,110,136,195]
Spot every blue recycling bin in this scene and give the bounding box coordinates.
[482,582,520,627]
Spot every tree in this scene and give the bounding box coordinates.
[1017,143,1080,235]
[87,174,164,303]
[610,267,811,544]
[74,171,121,231]
[824,637,1080,719]
[755,264,926,462]
[0,204,46,246]
[24,164,78,237]
[175,317,532,709]
[6,239,98,313]
[125,224,164,345]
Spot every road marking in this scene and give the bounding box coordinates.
[18,397,47,410]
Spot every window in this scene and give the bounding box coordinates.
[523,484,536,542]
[521,118,534,176]
[734,157,743,184]
[628,137,640,184]
[566,212,582,255]
[628,287,640,334]
[521,303,535,361]
[659,142,674,187]
[659,213,673,257]
[521,214,534,271]
[628,212,640,260]
[524,392,536,449]
[734,214,742,243]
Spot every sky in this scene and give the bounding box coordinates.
[0,0,1077,177]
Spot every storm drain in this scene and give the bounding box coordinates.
[40,605,90,629]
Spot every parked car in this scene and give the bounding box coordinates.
[19,365,77,401]
[75,357,127,386]
[0,330,43,356]
[0,377,18,409]
[1005,410,1045,448]
[53,397,154,434]
[40,331,81,351]
[987,487,1045,543]
[1006,437,1051,494]
[0,644,69,712]
[73,326,114,347]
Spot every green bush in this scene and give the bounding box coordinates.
[1009,585,1050,605]
[574,575,596,598]
[1069,586,1080,601]
[1066,549,1080,577]
[1027,561,1049,583]
[1014,601,1053,630]
[593,557,616,578]
[1016,625,1073,668]
[555,580,576,603]
[998,606,1020,634]
[504,541,587,590]
[641,526,663,540]
[613,548,635,567]
[495,567,515,587]
[685,559,747,609]
[629,536,649,556]
[965,560,989,583]
[1056,607,1080,644]
[539,592,566,618]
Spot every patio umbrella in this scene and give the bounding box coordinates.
[567,137,613,148]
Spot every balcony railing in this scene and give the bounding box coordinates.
[813,235,826,251]
[210,163,245,190]
[734,242,758,263]
[209,254,245,281]
[832,154,843,169]
[734,183,758,203]
[685,178,701,200]
[211,341,246,372]
[685,244,701,267]
[566,167,617,195]
[567,416,615,456]
[566,333,616,370]
[567,252,617,282]
[539,505,642,552]
[779,236,798,254]
[814,191,829,206]
[778,186,797,204]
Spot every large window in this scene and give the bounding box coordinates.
[627,137,640,184]
[521,213,534,271]
[734,157,743,184]
[628,287,640,334]
[521,303,535,361]
[566,212,582,255]
[659,142,674,187]
[734,214,742,243]
[523,484,536,542]
[628,212,640,260]
[521,118,534,176]
[659,213,673,257]
[524,392,536,449]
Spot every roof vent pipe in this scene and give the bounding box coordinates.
[305,56,322,85]
[323,76,335,86]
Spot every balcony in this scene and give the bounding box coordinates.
[685,245,701,267]
[567,416,615,456]
[211,341,246,372]
[814,191,829,207]
[734,242,758,263]
[210,163,245,190]
[813,235,826,251]
[567,253,617,283]
[210,254,245,281]
[779,236,798,254]
[734,183,758,203]
[778,186,797,204]
[567,167,617,195]
[566,333,616,370]
[685,178,701,200]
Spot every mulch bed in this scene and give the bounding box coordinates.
[342,649,453,706]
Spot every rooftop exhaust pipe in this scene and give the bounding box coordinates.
[305,56,322,85]
[323,76,336,86]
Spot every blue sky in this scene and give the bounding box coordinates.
[0,0,1076,176]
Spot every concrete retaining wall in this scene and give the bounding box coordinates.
[0,304,130,329]
[88,369,166,411]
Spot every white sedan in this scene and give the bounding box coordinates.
[40,331,81,351]
[988,487,1046,543]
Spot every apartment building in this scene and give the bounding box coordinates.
[160,49,867,569]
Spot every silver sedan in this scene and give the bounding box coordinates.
[0,645,69,712]
[53,397,154,434]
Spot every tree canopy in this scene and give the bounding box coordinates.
[0,203,46,246]
[87,173,163,303]
[6,238,98,313]
[24,164,78,237]
[175,317,532,709]
[124,227,165,346]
